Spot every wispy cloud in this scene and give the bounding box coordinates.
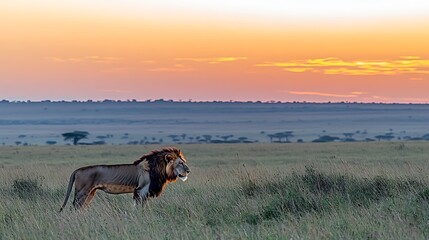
[256,56,429,76]
[288,91,361,98]
[146,64,193,72]
[46,56,121,64]
[370,96,429,103]
[141,60,157,64]
[287,91,429,102]
[409,77,424,81]
[101,67,135,73]
[351,91,367,95]
[176,57,247,64]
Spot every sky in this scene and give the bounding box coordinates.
[1,0,429,103]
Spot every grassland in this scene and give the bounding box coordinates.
[1,142,429,239]
[2,102,429,145]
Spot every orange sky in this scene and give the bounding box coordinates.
[1,1,429,103]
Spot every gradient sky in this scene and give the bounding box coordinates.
[1,1,429,103]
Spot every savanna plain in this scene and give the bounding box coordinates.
[1,142,429,239]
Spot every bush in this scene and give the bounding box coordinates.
[12,177,44,200]
[240,167,427,222]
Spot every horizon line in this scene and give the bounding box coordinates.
[0,99,428,105]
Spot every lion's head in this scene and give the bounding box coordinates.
[134,147,190,197]
[164,149,190,181]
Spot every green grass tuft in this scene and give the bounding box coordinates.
[12,177,45,200]
[241,166,429,227]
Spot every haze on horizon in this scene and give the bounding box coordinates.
[1,1,429,103]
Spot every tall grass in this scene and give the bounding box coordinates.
[1,142,429,239]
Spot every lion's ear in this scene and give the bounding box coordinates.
[164,154,174,162]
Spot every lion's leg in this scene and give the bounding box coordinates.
[73,186,92,210]
[83,188,97,208]
[133,184,150,206]
[73,193,86,210]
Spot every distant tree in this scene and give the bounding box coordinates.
[267,134,275,143]
[238,137,248,142]
[46,141,57,145]
[168,135,179,142]
[202,135,212,142]
[375,135,395,141]
[273,133,284,142]
[283,131,294,142]
[15,141,22,146]
[180,134,187,140]
[62,131,89,145]
[343,133,354,138]
[312,135,340,143]
[269,131,294,143]
[221,135,233,141]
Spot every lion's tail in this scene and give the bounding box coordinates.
[59,170,77,213]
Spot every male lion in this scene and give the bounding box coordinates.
[59,147,190,212]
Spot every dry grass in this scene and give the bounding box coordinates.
[1,142,429,239]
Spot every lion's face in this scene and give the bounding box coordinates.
[165,151,190,181]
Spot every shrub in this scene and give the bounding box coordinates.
[12,177,44,200]
[240,166,427,222]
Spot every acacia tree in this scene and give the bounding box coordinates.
[62,131,89,145]
[283,131,294,142]
[267,134,275,143]
[202,134,212,143]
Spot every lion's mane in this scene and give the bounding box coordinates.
[134,147,182,197]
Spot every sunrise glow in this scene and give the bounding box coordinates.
[1,0,429,103]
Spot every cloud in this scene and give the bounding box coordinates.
[176,57,247,64]
[370,96,429,103]
[288,91,359,98]
[350,91,367,95]
[409,77,424,81]
[256,56,429,76]
[141,60,156,64]
[287,91,429,103]
[46,56,121,64]
[146,64,193,72]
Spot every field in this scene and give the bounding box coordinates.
[1,102,429,146]
[1,142,429,239]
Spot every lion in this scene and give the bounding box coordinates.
[59,147,190,212]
